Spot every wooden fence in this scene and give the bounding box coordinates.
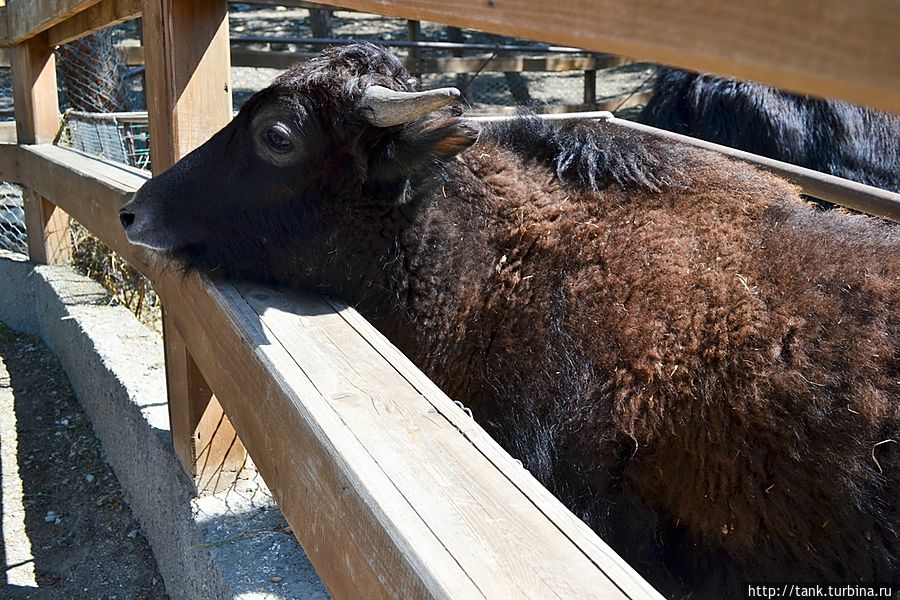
[0,1,897,599]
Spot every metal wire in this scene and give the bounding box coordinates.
[56,29,128,113]
[0,182,26,255]
[56,111,152,170]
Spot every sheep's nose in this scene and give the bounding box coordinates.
[119,209,136,230]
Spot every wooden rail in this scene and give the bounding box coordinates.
[3,0,897,598]
[3,0,899,113]
[112,44,632,74]
[472,112,900,222]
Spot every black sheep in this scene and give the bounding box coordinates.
[120,44,900,598]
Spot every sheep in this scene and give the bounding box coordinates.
[120,43,900,598]
[640,68,900,192]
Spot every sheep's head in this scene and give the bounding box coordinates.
[119,43,478,282]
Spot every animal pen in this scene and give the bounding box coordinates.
[0,1,898,599]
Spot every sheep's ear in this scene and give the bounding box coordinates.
[363,116,480,200]
[391,115,480,160]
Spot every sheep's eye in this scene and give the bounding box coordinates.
[264,126,293,153]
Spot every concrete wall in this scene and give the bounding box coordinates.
[0,250,329,600]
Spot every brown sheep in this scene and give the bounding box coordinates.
[119,44,900,598]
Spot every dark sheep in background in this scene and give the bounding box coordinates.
[119,44,900,598]
[639,68,900,192]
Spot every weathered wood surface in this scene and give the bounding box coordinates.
[46,0,141,47]
[0,143,19,181]
[10,33,71,265]
[0,7,8,47]
[312,0,900,113]
[5,0,103,45]
[109,45,628,74]
[9,36,58,145]
[14,142,662,599]
[0,122,17,143]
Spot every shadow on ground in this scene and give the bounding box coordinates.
[0,323,168,599]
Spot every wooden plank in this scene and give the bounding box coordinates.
[10,33,71,265]
[0,143,19,182]
[22,190,72,264]
[15,143,662,599]
[141,0,232,168]
[6,0,103,45]
[9,35,58,145]
[315,0,900,114]
[163,313,246,492]
[117,46,631,74]
[0,6,9,47]
[240,283,656,599]
[16,145,149,268]
[46,0,141,47]
[140,0,246,483]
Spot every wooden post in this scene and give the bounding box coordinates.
[10,33,72,265]
[141,0,247,490]
[407,19,420,76]
[446,26,471,100]
[583,67,596,108]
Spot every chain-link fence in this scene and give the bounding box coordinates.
[0,26,162,334]
[0,182,26,255]
[57,30,129,113]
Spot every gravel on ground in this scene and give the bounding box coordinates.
[0,323,168,600]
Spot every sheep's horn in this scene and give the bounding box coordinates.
[357,85,462,127]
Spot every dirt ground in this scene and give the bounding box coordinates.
[0,323,168,600]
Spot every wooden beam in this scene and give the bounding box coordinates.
[0,6,9,47]
[140,0,246,484]
[141,0,232,168]
[6,0,103,45]
[163,315,246,492]
[0,143,19,182]
[314,0,900,114]
[15,142,661,599]
[10,33,71,265]
[9,35,59,144]
[46,0,141,47]
[124,45,631,73]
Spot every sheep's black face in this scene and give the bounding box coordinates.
[119,89,331,281]
[119,43,478,285]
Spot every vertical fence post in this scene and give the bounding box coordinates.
[11,34,72,265]
[583,66,597,108]
[141,0,247,491]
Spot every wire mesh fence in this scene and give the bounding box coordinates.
[57,111,152,170]
[56,29,129,113]
[0,182,26,255]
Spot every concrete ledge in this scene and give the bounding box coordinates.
[0,251,330,600]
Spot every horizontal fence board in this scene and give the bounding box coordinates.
[311,0,900,113]
[239,283,636,599]
[46,0,141,47]
[120,46,627,74]
[5,0,103,45]
[13,143,660,600]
